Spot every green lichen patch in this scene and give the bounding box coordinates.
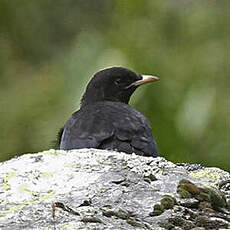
[42,150,59,156]
[1,149,229,229]
[2,172,18,191]
[189,169,221,186]
[4,172,18,181]
[2,204,25,213]
[18,184,30,193]
[66,164,79,169]
[40,172,53,178]
[2,183,11,190]
[39,191,55,201]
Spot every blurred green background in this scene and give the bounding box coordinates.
[0,0,229,171]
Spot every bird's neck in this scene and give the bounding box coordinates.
[80,91,130,108]
[80,93,99,107]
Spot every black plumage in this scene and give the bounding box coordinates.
[58,67,159,157]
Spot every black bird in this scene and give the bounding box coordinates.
[58,67,159,157]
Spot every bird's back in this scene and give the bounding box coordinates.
[60,101,158,157]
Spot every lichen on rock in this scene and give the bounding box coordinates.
[0,149,230,229]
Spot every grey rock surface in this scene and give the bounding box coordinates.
[0,149,230,230]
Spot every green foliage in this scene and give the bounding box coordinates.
[0,0,229,170]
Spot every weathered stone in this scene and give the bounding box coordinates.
[0,149,230,230]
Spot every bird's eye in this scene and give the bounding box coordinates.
[114,78,121,86]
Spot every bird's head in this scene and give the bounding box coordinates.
[81,67,159,107]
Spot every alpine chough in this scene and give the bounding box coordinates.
[58,67,159,157]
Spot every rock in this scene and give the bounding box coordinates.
[0,149,230,230]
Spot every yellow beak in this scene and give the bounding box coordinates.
[132,75,159,86]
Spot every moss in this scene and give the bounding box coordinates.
[177,187,192,198]
[168,216,185,226]
[208,188,227,209]
[161,216,196,229]
[149,195,176,216]
[126,218,146,228]
[180,199,200,209]
[102,210,117,217]
[112,209,130,219]
[159,221,174,229]
[102,208,134,220]
[81,216,103,223]
[177,180,200,196]
[168,216,195,229]
[149,204,164,216]
[195,189,211,202]
[227,200,230,211]
[160,195,176,209]
[177,179,228,211]
[102,208,149,228]
[195,216,225,229]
